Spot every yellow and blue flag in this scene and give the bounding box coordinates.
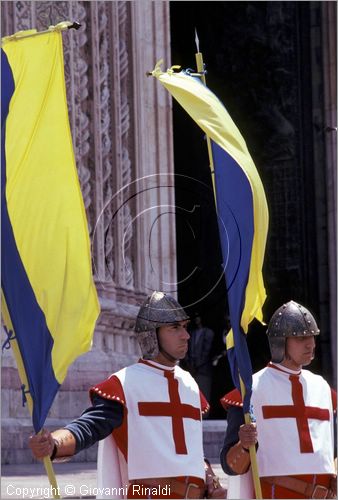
[1,30,100,431]
[152,64,268,411]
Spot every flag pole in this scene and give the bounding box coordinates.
[1,20,80,44]
[194,34,263,499]
[239,378,262,498]
[2,297,61,499]
[194,32,217,202]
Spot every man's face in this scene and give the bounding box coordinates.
[285,335,316,367]
[157,320,190,360]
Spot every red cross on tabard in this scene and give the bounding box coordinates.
[138,371,200,454]
[262,374,330,453]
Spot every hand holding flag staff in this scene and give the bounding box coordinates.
[1,22,100,497]
[149,36,269,499]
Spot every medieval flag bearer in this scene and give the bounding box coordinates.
[220,300,337,499]
[29,291,226,499]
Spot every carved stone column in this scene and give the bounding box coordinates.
[1,0,175,464]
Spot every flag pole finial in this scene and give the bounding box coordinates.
[146,59,164,77]
[194,28,200,54]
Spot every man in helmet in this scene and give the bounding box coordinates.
[29,291,226,499]
[219,300,336,499]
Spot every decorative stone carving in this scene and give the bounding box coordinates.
[88,1,114,282]
[35,1,69,30]
[12,1,32,32]
[69,3,93,224]
[118,3,134,288]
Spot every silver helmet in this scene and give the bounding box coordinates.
[135,291,189,359]
[267,300,320,363]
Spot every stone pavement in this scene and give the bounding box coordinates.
[1,462,228,499]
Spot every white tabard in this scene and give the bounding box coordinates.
[115,360,205,480]
[96,359,206,498]
[252,364,335,477]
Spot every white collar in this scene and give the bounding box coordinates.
[269,362,301,376]
[139,358,176,372]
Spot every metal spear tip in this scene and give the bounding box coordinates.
[195,28,200,53]
[68,21,81,30]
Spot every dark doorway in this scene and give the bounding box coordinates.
[170,1,332,416]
